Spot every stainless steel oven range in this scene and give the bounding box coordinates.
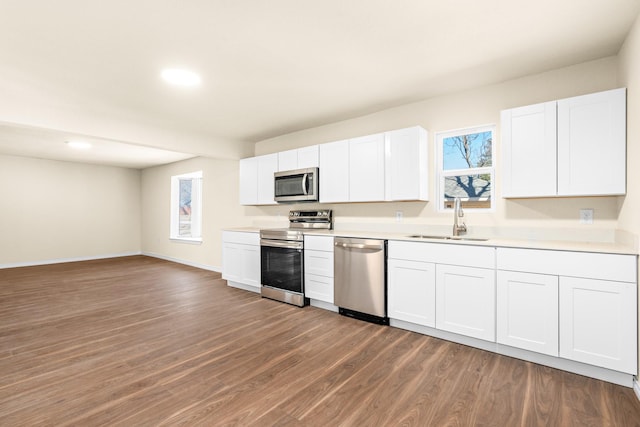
[260,210,332,307]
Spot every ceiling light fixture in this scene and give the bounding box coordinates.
[161,68,201,87]
[66,140,92,150]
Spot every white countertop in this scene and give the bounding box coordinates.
[223,227,638,256]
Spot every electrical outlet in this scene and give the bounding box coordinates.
[396,211,403,223]
[579,208,594,224]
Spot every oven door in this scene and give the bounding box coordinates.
[260,240,304,294]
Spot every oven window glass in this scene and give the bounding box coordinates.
[261,246,303,293]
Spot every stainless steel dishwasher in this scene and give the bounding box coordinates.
[334,237,388,325]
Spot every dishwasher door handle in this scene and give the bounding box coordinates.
[336,242,383,250]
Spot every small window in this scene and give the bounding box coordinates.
[436,125,494,211]
[170,171,203,242]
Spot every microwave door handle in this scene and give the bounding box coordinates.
[302,173,308,195]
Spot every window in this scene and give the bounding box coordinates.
[170,171,203,242]
[436,125,494,211]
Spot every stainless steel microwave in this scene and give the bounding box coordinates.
[274,167,319,202]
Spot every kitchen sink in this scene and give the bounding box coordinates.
[406,234,489,242]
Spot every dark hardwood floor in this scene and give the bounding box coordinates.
[1,255,639,426]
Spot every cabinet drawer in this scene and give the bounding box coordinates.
[305,274,334,303]
[222,231,259,245]
[389,241,494,269]
[304,235,334,252]
[305,250,333,277]
[497,248,636,282]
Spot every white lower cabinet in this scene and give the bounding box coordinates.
[435,264,495,341]
[496,271,558,356]
[387,259,436,327]
[222,231,260,291]
[559,277,637,374]
[388,241,495,341]
[304,235,334,304]
[496,247,637,375]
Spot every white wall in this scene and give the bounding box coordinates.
[251,57,622,239]
[617,11,640,382]
[140,156,249,270]
[0,154,141,266]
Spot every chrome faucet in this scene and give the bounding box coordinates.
[452,197,467,236]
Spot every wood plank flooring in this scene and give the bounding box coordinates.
[1,255,639,426]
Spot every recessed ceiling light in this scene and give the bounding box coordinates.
[161,68,201,87]
[66,140,92,150]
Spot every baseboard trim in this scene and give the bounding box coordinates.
[226,281,260,293]
[141,251,221,273]
[309,299,339,313]
[389,319,635,388]
[0,252,142,269]
[634,377,640,402]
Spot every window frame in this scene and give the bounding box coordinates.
[435,124,495,213]
[170,170,203,243]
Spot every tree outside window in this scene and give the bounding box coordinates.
[170,171,203,241]
[437,126,495,210]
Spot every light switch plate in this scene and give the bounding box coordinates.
[580,208,594,224]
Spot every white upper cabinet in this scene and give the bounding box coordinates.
[297,145,320,169]
[239,157,259,205]
[277,146,319,171]
[501,101,557,197]
[349,133,386,202]
[385,126,428,201]
[241,126,428,205]
[501,88,626,198]
[557,88,626,196]
[319,140,350,203]
[239,153,278,205]
[256,154,279,205]
[277,149,298,172]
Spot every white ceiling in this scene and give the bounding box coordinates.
[0,0,639,167]
[0,122,194,168]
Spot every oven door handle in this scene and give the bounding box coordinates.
[261,239,303,250]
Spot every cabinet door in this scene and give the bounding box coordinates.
[222,242,260,288]
[388,259,436,327]
[385,127,428,201]
[436,265,495,341]
[497,271,558,356]
[319,140,349,203]
[501,101,557,197]
[256,154,278,205]
[349,133,385,202]
[241,244,261,288]
[297,145,319,168]
[239,157,258,205]
[277,149,298,172]
[559,276,637,374]
[222,242,243,282]
[557,88,626,196]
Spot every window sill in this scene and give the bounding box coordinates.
[170,237,203,245]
